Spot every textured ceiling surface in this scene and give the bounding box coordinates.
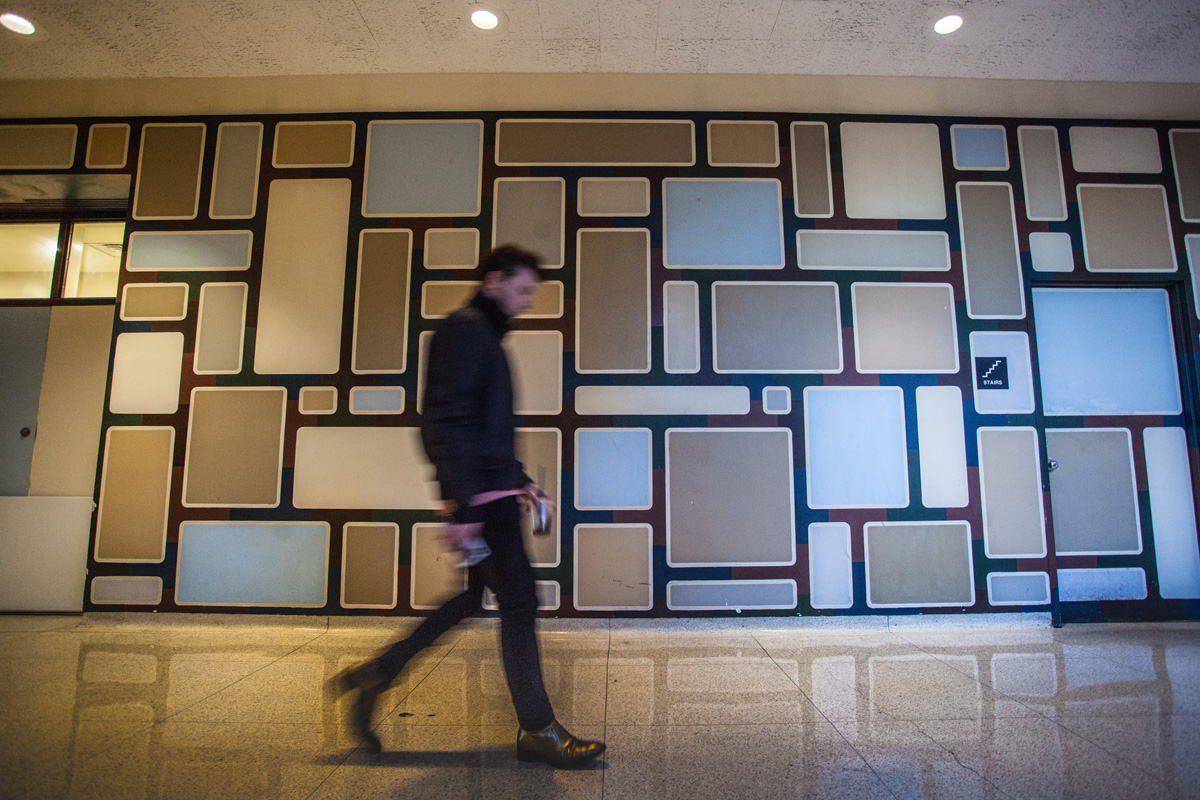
[0,0,1198,83]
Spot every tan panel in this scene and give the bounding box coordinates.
[852,283,958,373]
[133,123,205,220]
[411,524,467,609]
[577,178,650,217]
[495,119,695,165]
[210,122,263,219]
[292,427,440,510]
[1172,129,1200,222]
[574,525,652,610]
[351,229,410,374]
[194,283,247,374]
[298,386,337,414]
[28,306,114,496]
[708,120,779,167]
[272,121,355,168]
[516,428,561,568]
[0,124,77,169]
[576,228,650,373]
[865,522,975,608]
[504,332,563,415]
[120,283,188,321]
[342,523,398,608]
[109,332,184,414]
[422,281,562,319]
[94,427,173,562]
[978,428,1047,559]
[424,228,479,269]
[85,124,129,169]
[957,182,1025,318]
[492,178,565,268]
[1078,184,1177,272]
[254,179,351,374]
[182,387,286,507]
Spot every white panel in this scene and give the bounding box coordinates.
[666,580,797,611]
[0,497,94,612]
[1057,568,1148,602]
[915,386,969,509]
[969,331,1036,415]
[1029,232,1075,273]
[575,385,749,415]
[808,522,853,609]
[1144,427,1200,599]
[293,427,440,510]
[108,332,184,414]
[664,280,700,374]
[1069,127,1163,173]
[987,573,1051,607]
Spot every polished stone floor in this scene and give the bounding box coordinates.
[1,612,1198,799]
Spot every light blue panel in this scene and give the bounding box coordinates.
[363,121,481,216]
[176,522,328,606]
[987,572,1051,606]
[663,179,783,268]
[952,126,1009,170]
[350,387,404,414]
[0,307,50,496]
[576,429,651,509]
[1033,289,1182,415]
[805,387,908,508]
[809,523,853,609]
[1057,568,1147,602]
[127,231,252,271]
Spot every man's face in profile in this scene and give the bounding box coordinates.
[484,266,540,318]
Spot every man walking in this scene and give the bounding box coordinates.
[334,245,604,768]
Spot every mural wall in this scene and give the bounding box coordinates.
[2,112,1200,621]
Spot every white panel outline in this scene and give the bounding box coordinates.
[575,227,651,374]
[193,281,248,375]
[89,576,163,606]
[666,579,797,611]
[85,123,130,169]
[796,229,952,271]
[986,572,1051,607]
[349,386,405,415]
[492,176,566,268]
[181,386,287,509]
[1069,126,1163,174]
[423,227,480,269]
[518,426,562,568]
[1077,183,1178,273]
[410,523,468,611]
[483,581,560,611]
[573,524,654,611]
[864,520,976,609]
[762,386,792,416]
[209,121,263,220]
[1057,567,1148,602]
[915,385,970,510]
[1017,126,1068,222]
[573,385,750,416]
[707,119,780,167]
[119,282,189,321]
[665,427,797,568]
[1028,231,1075,273]
[132,122,205,221]
[713,281,843,374]
[422,280,563,319]
[808,522,854,610]
[351,228,411,375]
[495,118,697,167]
[576,177,652,217]
[271,120,356,168]
[0,123,77,169]
[1048,427,1144,556]
[1170,129,1200,223]
[851,282,959,373]
[957,181,1027,320]
[804,385,909,510]
[340,522,399,610]
[175,521,330,608]
[789,121,834,219]
[950,124,1010,171]
[94,426,174,564]
[126,230,253,272]
[977,426,1048,559]
[574,428,653,511]
[662,177,786,269]
[969,330,1036,415]
[663,280,701,375]
[362,119,483,218]
[298,386,337,415]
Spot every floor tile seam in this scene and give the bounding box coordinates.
[751,633,804,692]
[71,718,163,766]
[821,714,905,800]
[912,721,1022,800]
[1041,715,1181,795]
[370,630,469,728]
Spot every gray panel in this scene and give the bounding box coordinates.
[126,232,252,271]
[210,123,262,219]
[666,580,796,610]
[1047,429,1142,555]
[865,522,975,608]
[664,281,700,374]
[797,230,950,271]
[978,428,1046,558]
[958,183,1024,318]
[363,121,481,216]
[987,572,1051,606]
[0,307,50,495]
[89,576,163,605]
[1018,126,1067,221]
[713,282,841,372]
[1172,130,1200,222]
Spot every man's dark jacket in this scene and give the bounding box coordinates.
[420,291,530,525]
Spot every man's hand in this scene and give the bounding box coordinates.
[440,522,484,553]
[521,483,558,515]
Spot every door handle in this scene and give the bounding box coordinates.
[1047,459,1058,472]
[19,427,32,439]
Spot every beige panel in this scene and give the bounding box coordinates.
[492,178,565,268]
[1172,129,1200,222]
[28,306,114,496]
[1078,184,1177,272]
[516,428,561,568]
[94,427,173,563]
[575,385,749,415]
[958,182,1025,318]
[504,332,563,415]
[978,428,1047,559]
[182,387,286,507]
[341,523,399,609]
[194,282,247,375]
[272,121,355,168]
[293,427,440,510]
[422,280,562,320]
[298,386,337,415]
[120,283,188,321]
[577,178,651,217]
[574,525,653,610]
[210,122,263,219]
[865,522,975,608]
[351,229,410,374]
[841,122,945,220]
[664,281,700,374]
[133,123,205,220]
[85,123,129,169]
[423,228,479,269]
[254,178,351,374]
[495,119,695,165]
[1069,126,1162,173]
[707,120,779,167]
[109,332,184,414]
[791,121,832,217]
[713,281,842,373]
[411,524,467,609]
[852,283,958,373]
[576,228,651,373]
[0,124,77,168]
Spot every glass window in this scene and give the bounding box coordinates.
[0,223,59,299]
[64,221,124,298]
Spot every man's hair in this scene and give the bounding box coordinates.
[480,244,544,282]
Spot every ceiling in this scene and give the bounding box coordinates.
[0,0,1198,85]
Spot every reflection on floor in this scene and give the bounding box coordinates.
[2,613,1198,799]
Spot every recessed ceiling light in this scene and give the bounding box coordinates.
[471,9,499,30]
[934,14,964,35]
[1,12,36,35]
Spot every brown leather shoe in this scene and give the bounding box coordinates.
[331,662,386,753]
[516,720,605,767]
